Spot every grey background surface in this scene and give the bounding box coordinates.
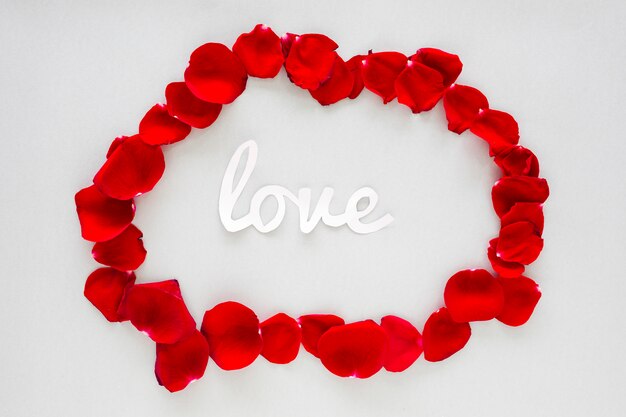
[1,1,625,416]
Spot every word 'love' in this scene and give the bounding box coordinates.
[219,141,394,234]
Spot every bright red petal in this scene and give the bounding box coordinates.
[120,280,196,344]
[280,32,298,58]
[84,268,135,322]
[380,315,423,372]
[310,55,354,105]
[496,276,542,326]
[260,313,301,364]
[492,176,550,218]
[488,238,525,278]
[443,84,489,134]
[346,54,365,99]
[93,135,165,200]
[422,308,471,362]
[317,320,388,379]
[470,109,520,155]
[233,24,284,78]
[494,145,540,177]
[92,224,146,271]
[184,43,248,104]
[497,222,544,264]
[138,103,191,146]
[501,202,544,235]
[75,185,134,242]
[201,301,262,370]
[106,136,127,158]
[444,269,504,322]
[285,34,338,90]
[165,82,222,129]
[395,61,445,113]
[362,51,407,103]
[298,314,345,357]
[410,48,462,87]
[155,330,209,392]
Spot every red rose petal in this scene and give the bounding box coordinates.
[443,84,489,134]
[470,109,520,155]
[92,224,146,271]
[422,307,471,362]
[496,276,542,327]
[201,301,262,370]
[395,61,445,113]
[495,145,540,177]
[155,330,209,392]
[260,313,301,364]
[488,238,525,278]
[410,48,462,87]
[444,269,504,322]
[75,185,134,242]
[138,103,191,146]
[285,34,338,90]
[233,24,284,78]
[184,42,248,104]
[106,136,127,158]
[362,51,407,103]
[120,280,196,344]
[280,32,298,58]
[310,55,354,105]
[380,315,423,372]
[317,320,388,379]
[93,135,165,200]
[165,82,222,129]
[298,314,345,357]
[492,176,550,218]
[501,202,544,235]
[84,267,135,322]
[346,55,365,99]
[497,221,544,264]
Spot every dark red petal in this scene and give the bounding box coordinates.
[496,276,542,326]
[280,32,298,58]
[284,34,338,90]
[443,84,489,134]
[260,313,301,364]
[84,268,135,322]
[233,24,284,78]
[106,136,127,158]
[501,202,544,235]
[395,61,445,113]
[165,82,222,129]
[93,135,165,200]
[92,224,146,271]
[75,185,134,242]
[422,307,471,362]
[184,42,248,104]
[120,280,196,344]
[155,330,209,392]
[201,301,262,370]
[410,48,462,87]
[362,51,407,103]
[497,221,544,264]
[488,238,525,278]
[317,320,388,379]
[310,56,354,105]
[494,145,540,177]
[298,314,345,357]
[492,176,550,218]
[138,103,191,146]
[470,109,520,155]
[346,55,365,99]
[380,315,423,372]
[444,269,504,322]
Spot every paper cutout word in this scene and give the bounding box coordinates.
[219,140,394,234]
